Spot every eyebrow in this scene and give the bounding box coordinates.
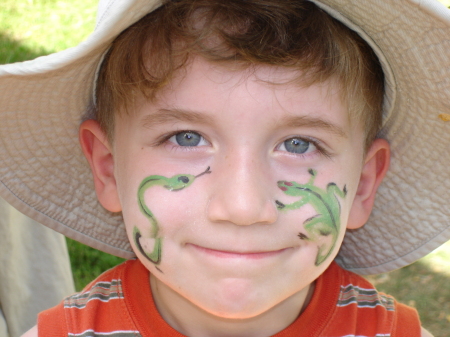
[140,108,215,128]
[275,115,348,139]
[141,108,347,138]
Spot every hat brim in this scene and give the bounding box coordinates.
[0,0,449,274]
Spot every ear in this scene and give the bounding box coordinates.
[79,120,122,212]
[347,138,390,229]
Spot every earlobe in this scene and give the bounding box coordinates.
[79,120,122,212]
[347,138,390,229]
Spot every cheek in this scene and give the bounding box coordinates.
[115,177,142,226]
[339,170,363,220]
[281,203,319,229]
[130,183,205,239]
[112,150,144,213]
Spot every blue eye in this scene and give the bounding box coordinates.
[281,137,316,154]
[171,131,205,146]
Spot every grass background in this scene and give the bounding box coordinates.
[1,0,449,336]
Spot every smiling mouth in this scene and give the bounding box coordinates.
[189,244,288,259]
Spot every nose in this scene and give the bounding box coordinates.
[207,153,278,226]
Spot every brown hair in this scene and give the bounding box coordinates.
[95,0,384,151]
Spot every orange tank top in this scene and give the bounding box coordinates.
[38,259,421,336]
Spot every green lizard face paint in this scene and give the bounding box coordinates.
[276,169,347,266]
[133,166,211,270]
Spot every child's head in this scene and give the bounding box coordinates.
[94,0,384,152]
[75,1,392,327]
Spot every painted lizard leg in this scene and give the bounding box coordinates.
[327,183,348,199]
[276,198,310,211]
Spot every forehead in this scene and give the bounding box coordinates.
[148,57,349,124]
[114,56,365,154]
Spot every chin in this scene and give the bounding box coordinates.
[190,280,278,319]
[198,300,271,320]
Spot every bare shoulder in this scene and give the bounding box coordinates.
[421,326,434,337]
[21,325,38,337]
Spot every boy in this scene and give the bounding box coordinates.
[0,0,449,336]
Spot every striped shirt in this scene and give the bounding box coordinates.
[38,259,421,336]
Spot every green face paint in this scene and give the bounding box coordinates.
[276,169,347,266]
[134,166,211,270]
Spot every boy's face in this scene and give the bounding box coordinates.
[106,56,370,324]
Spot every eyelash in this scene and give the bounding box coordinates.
[277,136,331,159]
[153,130,209,149]
[153,130,331,158]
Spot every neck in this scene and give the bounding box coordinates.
[150,274,315,337]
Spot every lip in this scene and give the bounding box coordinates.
[188,244,289,260]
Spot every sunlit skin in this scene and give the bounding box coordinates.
[79,56,390,337]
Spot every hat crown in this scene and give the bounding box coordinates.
[96,0,113,25]
[93,0,162,40]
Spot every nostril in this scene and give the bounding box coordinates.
[178,176,189,183]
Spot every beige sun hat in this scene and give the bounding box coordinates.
[0,0,449,275]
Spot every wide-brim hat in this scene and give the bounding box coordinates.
[0,0,449,275]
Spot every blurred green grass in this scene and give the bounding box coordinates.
[365,241,450,336]
[66,239,124,291]
[1,0,449,336]
[0,0,96,54]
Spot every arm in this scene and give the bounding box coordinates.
[21,325,38,337]
[421,326,434,337]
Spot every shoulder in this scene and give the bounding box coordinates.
[61,260,131,312]
[79,258,132,290]
[323,263,422,336]
[38,260,138,335]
